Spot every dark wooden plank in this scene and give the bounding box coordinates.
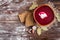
[0,12,19,21]
[0,22,21,31]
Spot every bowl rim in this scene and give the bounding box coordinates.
[33,4,56,27]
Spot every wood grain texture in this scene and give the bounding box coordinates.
[0,0,60,40]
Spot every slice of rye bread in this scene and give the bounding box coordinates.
[19,11,29,23]
[25,11,35,27]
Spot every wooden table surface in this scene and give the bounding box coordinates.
[0,0,60,40]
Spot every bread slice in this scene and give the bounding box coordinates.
[25,12,35,27]
[19,11,28,23]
